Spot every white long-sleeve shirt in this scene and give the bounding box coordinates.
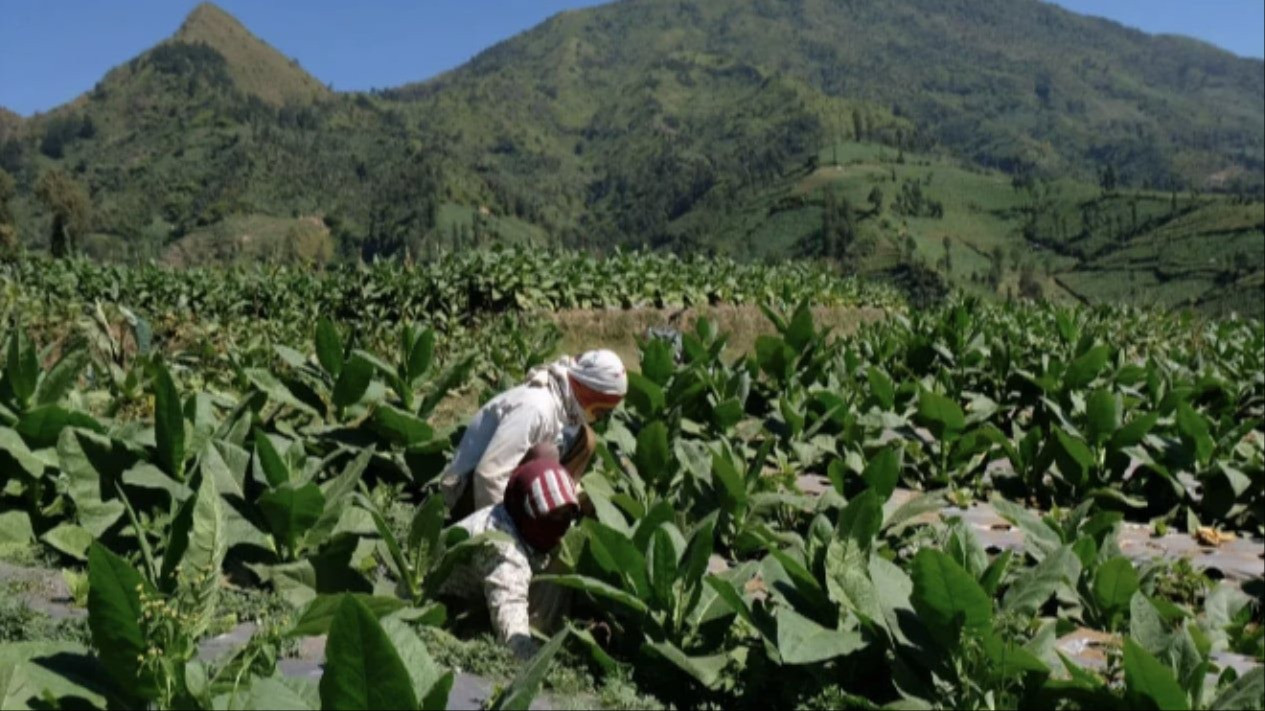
[440,504,547,658]
[440,382,578,511]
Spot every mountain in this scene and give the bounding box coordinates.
[168,2,331,107]
[403,0,1263,186]
[0,0,1260,314]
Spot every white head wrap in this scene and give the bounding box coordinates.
[524,350,627,424]
[568,349,627,396]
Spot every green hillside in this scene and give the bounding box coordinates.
[723,142,1264,316]
[0,0,1260,316]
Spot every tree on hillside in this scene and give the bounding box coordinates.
[1018,262,1043,300]
[818,188,857,262]
[987,245,1005,291]
[1098,163,1117,194]
[868,185,884,214]
[34,169,92,258]
[0,168,17,257]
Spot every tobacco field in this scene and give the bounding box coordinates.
[0,250,1261,710]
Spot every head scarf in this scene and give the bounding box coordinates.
[504,457,579,553]
[569,350,627,397]
[524,350,627,424]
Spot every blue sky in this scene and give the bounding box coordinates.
[1,0,1262,116]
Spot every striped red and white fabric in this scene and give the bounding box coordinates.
[505,458,580,552]
[525,465,578,519]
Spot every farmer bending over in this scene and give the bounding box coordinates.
[440,350,626,517]
[440,444,581,659]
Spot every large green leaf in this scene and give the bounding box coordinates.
[679,515,717,607]
[909,549,992,649]
[180,474,227,637]
[861,447,901,501]
[203,439,248,498]
[534,574,650,618]
[882,490,946,534]
[582,519,649,598]
[785,301,816,351]
[1064,345,1109,390]
[246,369,321,416]
[490,629,569,710]
[0,511,33,544]
[290,594,409,637]
[39,523,93,560]
[981,632,1050,678]
[121,462,192,501]
[634,420,670,482]
[229,676,316,710]
[1123,637,1189,711]
[1003,545,1081,616]
[315,318,344,380]
[332,355,374,411]
[319,595,417,710]
[34,349,88,407]
[380,614,449,708]
[776,606,865,664]
[1092,557,1139,615]
[755,335,795,382]
[151,361,186,481]
[639,339,674,387]
[641,640,729,690]
[5,332,38,408]
[87,542,155,701]
[0,427,42,477]
[159,481,198,593]
[979,550,1013,597]
[916,390,965,438]
[712,398,744,430]
[0,642,108,710]
[1211,668,1265,711]
[1129,592,1171,656]
[827,492,885,624]
[991,496,1060,561]
[836,488,882,547]
[647,526,678,611]
[407,494,446,570]
[1175,403,1214,467]
[1109,412,1159,451]
[405,327,435,383]
[761,542,835,625]
[15,405,103,448]
[371,405,433,447]
[1052,428,1093,486]
[626,372,665,418]
[306,449,372,549]
[866,367,895,410]
[259,483,326,557]
[1085,389,1121,447]
[254,431,291,488]
[705,575,774,646]
[632,500,676,551]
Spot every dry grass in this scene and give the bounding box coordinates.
[428,304,889,429]
[550,304,888,369]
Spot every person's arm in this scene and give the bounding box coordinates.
[482,547,539,660]
[471,404,546,509]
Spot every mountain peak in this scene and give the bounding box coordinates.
[168,2,330,106]
[178,2,248,38]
